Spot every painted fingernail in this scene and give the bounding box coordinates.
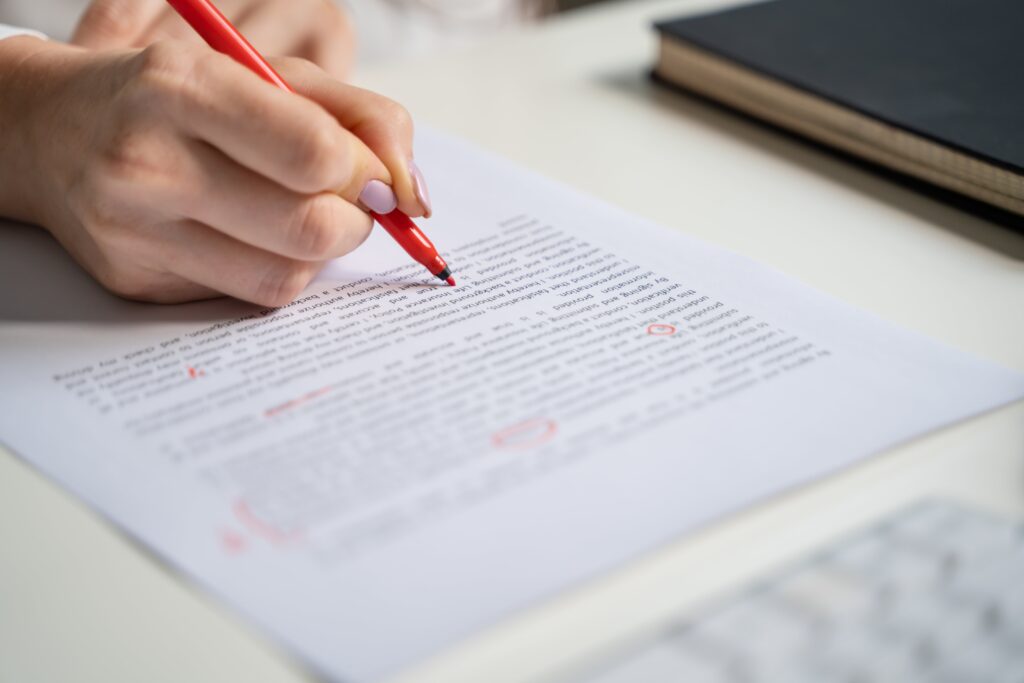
[359,180,398,214]
[410,161,432,217]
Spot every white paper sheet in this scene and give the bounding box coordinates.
[1,129,1021,682]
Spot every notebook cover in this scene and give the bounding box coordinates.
[655,0,1024,176]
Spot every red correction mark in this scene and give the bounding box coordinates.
[492,418,558,450]
[220,529,247,554]
[646,323,677,336]
[187,365,206,378]
[264,386,331,418]
[233,499,302,546]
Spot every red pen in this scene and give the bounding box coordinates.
[165,0,455,286]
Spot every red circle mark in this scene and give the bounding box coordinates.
[492,418,558,450]
[220,529,247,554]
[646,323,677,336]
[233,499,302,545]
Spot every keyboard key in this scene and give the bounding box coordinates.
[565,501,1024,683]
[935,639,1019,683]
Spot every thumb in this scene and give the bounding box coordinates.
[71,0,166,49]
[274,58,429,218]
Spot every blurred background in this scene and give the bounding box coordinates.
[1,0,615,66]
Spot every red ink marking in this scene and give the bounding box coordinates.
[233,499,301,545]
[492,418,558,450]
[187,365,206,378]
[264,386,331,418]
[646,323,677,336]
[220,529,247,554]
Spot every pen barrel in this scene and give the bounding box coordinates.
[164,0,293,91]
[373,211,450,277]
[164,0,451,280]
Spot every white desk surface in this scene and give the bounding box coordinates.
[1,1,1022,681]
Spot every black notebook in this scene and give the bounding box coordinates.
[654,0,1024,219]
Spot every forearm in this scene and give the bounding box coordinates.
[0,35,62,224]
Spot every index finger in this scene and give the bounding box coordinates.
[275,58,427,217]
[138,44,390,201]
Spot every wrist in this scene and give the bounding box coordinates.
[0,38,87,225]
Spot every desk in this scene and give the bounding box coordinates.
[1,1,1021,681]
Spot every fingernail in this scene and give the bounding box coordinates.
[359,180,398,214]
[410,161,432,217]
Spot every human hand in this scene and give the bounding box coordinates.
[0,38,429,306]
[71,0,355,78]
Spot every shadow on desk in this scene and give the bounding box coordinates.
[595,67,1024,261]
[0,221,254,324]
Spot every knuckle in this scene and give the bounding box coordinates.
[292,123,343,190]
[191,50,231,82]
[78,0,144,40]
[130,43,205,105]
[76,199,118,238]
[256,261,313,308]
[94,219,144,254]
[380,99,412,129]
[99,126,163,182]
[67,180,134,244]
[67,186,150,268]
[288,195,341,259]
[135,42,189,81]
[66,175,113,227]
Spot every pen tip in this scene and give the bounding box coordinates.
[446,277,456,287]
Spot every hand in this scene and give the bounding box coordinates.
[0,38,429,306]
[71,0,355,78]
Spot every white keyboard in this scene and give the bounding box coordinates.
[566,501,1024,683]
